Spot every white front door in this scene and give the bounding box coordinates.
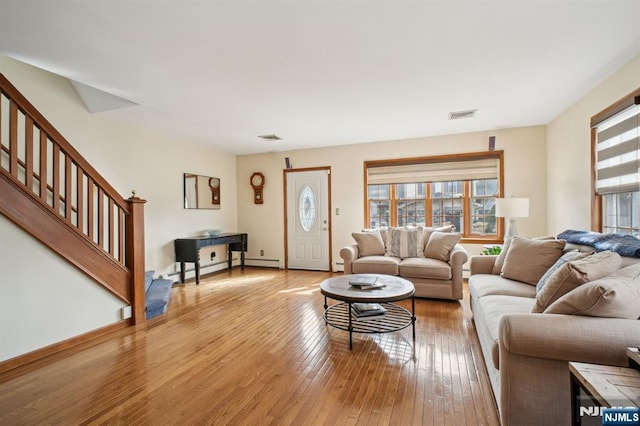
[286,169,330,271]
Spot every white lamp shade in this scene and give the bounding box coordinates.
[495,198,529,218]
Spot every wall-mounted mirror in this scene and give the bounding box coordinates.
[184,173,221,209]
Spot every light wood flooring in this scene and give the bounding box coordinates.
[0,268,499,425]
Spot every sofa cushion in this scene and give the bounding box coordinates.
[501,237,566,285]
[535,250,590,293]
[399,257,451,280]
[491,237,513,275]
[423,231,461,262]
[420,224,455,252]
[385,227,422,259]
[474,295,534,369]
[532,251,622,313]
[469,274,537,300]
[352,255,400,275]
[352,230,386,257]
[494,236,567,276]
[544,262,640,319]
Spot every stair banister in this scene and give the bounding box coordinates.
[0,72,147,325]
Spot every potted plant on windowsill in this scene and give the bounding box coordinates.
[481,245,502,255]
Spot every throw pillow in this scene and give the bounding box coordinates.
[536,250,590,293]
[423,231,461,262]
[377,227,389,247]
[361,227,389,247]
[385,227,422,259]
[419,224,455,257]
[491,235,559,275]
[531,250,621,313]
[501,237,566,285]
[544,262,640,319]
[351,230,385,257]
[491,237,513,275]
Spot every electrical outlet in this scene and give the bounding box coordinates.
[260,250,264,256]
[121,306,132,320]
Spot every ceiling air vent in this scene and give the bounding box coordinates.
[448,109,477,120]
[258,134,282,141]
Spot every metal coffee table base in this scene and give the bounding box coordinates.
[323,297,416,350]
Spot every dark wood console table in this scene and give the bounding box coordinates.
[174,233,247,284]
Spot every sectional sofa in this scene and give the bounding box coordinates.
[469,237,640,425]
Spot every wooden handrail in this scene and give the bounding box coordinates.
[1,144,78,214]
[0,74,129,211]
[0,72,146,326]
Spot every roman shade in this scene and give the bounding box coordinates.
[594,97,640,195]
[367,156,499,185]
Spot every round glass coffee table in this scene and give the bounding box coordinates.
[320,274,416,350]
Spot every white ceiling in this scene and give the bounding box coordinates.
[1,1,640,155]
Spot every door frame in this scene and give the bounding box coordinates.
[283,166,332,271]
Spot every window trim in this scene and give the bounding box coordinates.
[591,87,640,231]
[363,151,505,243]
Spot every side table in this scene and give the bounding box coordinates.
[569,348,640,426]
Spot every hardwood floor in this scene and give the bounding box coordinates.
[0,268,499,425]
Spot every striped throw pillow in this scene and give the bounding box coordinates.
[385,227,422,259]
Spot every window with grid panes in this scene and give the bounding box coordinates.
[364,152,503,242]
[592,88,640,235]
[396,183,426,226]
[367,184,390,228]
[471,179,499,234]
[602,191,640,235]
[431,181,464,232]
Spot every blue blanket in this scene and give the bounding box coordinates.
[557,229,640,258]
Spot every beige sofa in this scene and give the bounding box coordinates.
[340,227,469,299]
[469,239,640,425]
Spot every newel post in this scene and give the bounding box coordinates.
[126,190,147,325]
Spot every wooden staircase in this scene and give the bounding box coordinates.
[0,73,147,369]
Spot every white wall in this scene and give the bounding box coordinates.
[0,216,126,360]
[0,55,239,361]
[547,52,640,234]
[237,125,548,269]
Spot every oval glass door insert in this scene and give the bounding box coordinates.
[299,185,316,231]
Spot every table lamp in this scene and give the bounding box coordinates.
[495,197,529,238]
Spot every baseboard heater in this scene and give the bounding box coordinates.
[167,258,240,280]
[245,258,280,268]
